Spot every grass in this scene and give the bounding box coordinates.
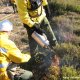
[49,0,80,15]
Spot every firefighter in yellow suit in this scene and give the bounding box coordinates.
[16,0,58,56]
[10,0,17,13]
[0,20,33,80]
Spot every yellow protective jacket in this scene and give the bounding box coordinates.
[0,32,31,80]
[16,0,48,27]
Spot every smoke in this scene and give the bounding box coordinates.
[51,16,74,43]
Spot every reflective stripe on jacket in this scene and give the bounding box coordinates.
[0,32,31,80]
[16,0,48,27]
[0,63,9,68]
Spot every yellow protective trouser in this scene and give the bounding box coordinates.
[0,71,10,80]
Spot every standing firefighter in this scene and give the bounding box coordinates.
[0,20,33,80]
[10,0,17,13]
[15,0,58,57]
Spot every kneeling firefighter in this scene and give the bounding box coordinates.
[0,20,33,80]
[16,0,58,57]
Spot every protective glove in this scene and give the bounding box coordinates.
[44,5,51,19]
[31,24,43,35]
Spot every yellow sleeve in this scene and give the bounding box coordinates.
[16,0,35,27]
[42,0,48,6]
[4,40,31,63]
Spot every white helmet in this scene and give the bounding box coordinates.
[0,20,13,31]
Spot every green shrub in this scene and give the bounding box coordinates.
[54,43,80,67]
[47,64,80,80]
[62,66,80,80]
[54,43,80,58]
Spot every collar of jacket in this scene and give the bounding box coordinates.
[0,32,9,39]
